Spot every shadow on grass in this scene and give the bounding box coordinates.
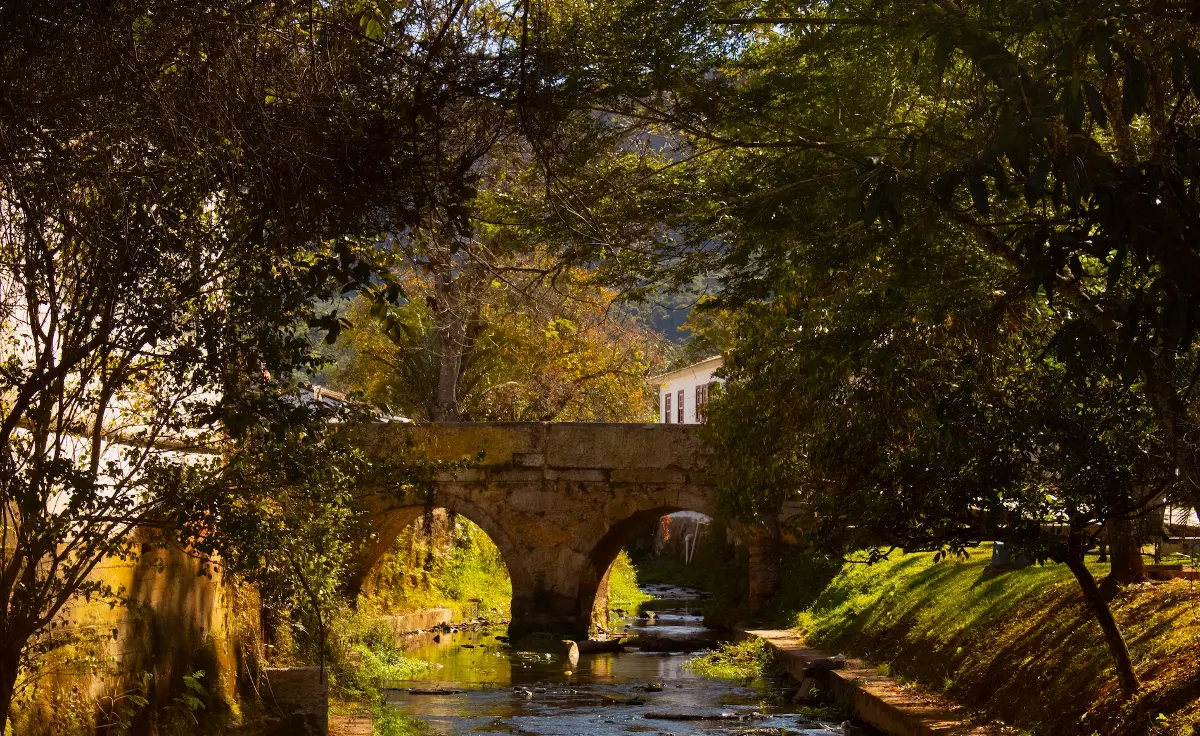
[783,544,1200,735]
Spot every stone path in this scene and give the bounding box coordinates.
[329,712,373,736]
[745,629,992,736]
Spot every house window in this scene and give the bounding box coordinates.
[664,391,672,423]
[677,389,685,423]
[695,383,708,423]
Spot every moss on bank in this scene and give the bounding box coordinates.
[774,543,1200,736]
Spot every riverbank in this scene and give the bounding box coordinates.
[764,543,1200,735]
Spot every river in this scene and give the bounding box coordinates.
[381,584,843,735]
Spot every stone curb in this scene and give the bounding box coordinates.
[743,629,990,736]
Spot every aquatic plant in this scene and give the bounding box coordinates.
[683,638,773,680]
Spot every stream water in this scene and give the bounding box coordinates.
[382,585,842,735]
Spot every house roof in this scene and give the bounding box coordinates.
[649,355,724,385]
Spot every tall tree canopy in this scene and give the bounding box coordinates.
[0,0,658,722]
[335,261,664,421]
[606,0,1200,699]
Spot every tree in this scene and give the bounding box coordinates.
[163,400,422,682]
[588,0,1200,698]
[618,0,1200,529]
[0,0,444,723]
[336,260,664,421]
[706,254,1169,696]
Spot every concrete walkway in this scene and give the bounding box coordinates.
[745,630,991,736]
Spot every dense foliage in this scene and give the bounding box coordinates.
[337,264,664,421]
[638,0,1200,698]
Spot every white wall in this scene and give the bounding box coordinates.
[657,361,722,424]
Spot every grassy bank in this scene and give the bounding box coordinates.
[363,514,512,621]
[771,543,1200,735]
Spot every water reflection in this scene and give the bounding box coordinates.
[384,586,840,735]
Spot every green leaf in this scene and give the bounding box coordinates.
[1106,246,1126,292]
[1183,46,1200,102]
[1025,159,1049,206]
[934,32,954,79]
[862,182,884,226]
[1094,37,1113,72]
[884,178,904,227]
[1063,81,1085,131]
[365,17,384,41]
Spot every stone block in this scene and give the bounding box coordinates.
[489,468,546,483]
[609,467,688,485]
[804,654,846,672]
[546,468,610,483]
[354,422,545,466]
[513,452,546,467]
[544,423,705,470]
[436,468,484,483]
[264,666,328,735]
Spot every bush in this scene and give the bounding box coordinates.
[607,550,651,627]
[324,605,431,700]
[683,638,773,680]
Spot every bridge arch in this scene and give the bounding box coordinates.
[577,497,719,627]
[349,421,780,638]
[349,490,533,611]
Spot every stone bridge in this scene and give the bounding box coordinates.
[346,422,781,638]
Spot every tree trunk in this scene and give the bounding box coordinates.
[431,269,467,421]
[1064,552,1140,698]
[432,327,464,421]
[1101,517,1146,598]
[0,642,21,732]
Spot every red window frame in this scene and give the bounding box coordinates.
[677,389,685,423]
[664,391,672,423]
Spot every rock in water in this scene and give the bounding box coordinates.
[562,639,580,667]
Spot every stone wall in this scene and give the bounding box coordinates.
[10,530,246,735]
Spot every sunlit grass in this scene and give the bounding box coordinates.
[364,516,512,621]
[609,550,653,611]
[684,638,773,680]
[782,543,1200,735]
[372,706,434,736]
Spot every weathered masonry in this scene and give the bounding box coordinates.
[347,422,780,638]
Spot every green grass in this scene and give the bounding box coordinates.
[776,543,1200,736]
[607,550,652,625]
[372,706,434,736]
[363,515,512,621]
[325,606,432,700]
[683,638,774,680]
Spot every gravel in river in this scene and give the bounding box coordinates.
[382,586,843,736]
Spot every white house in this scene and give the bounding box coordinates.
[650,355,723,424]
